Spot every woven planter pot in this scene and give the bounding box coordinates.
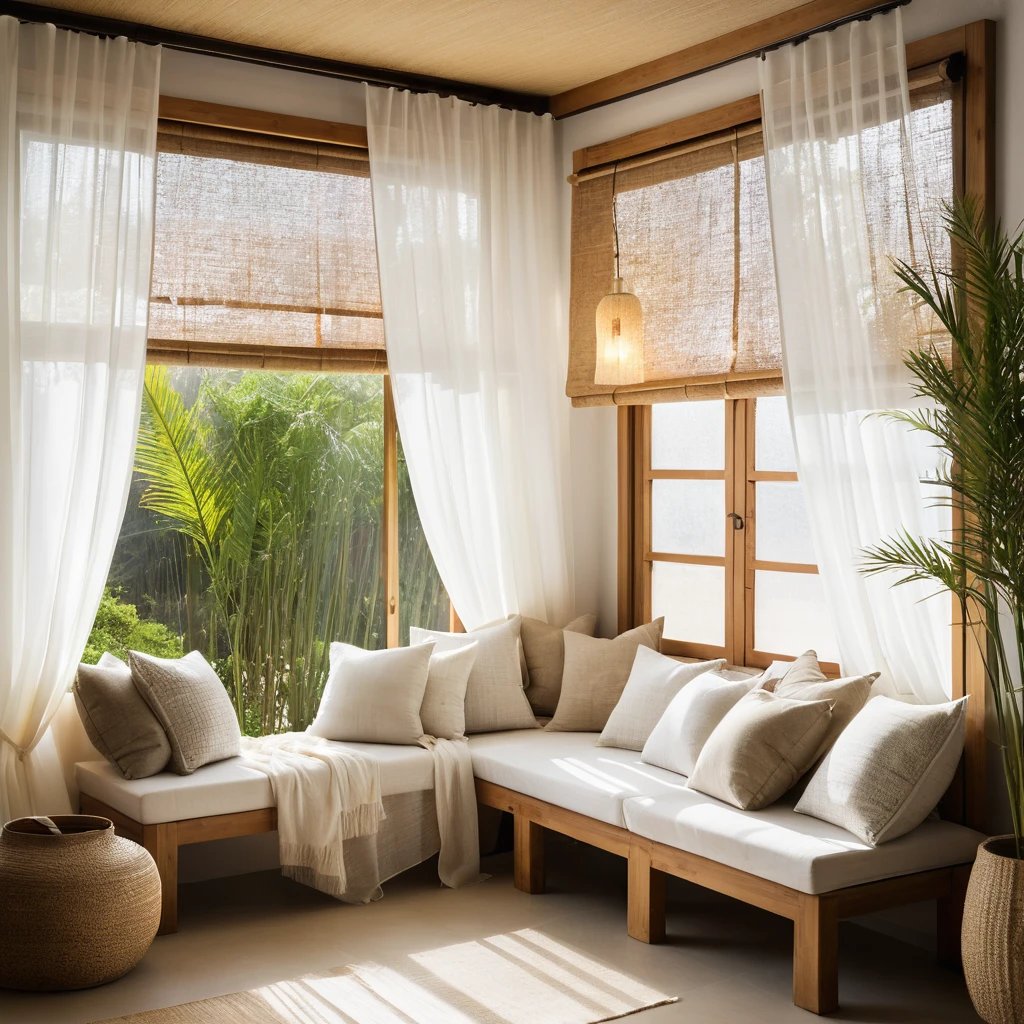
[0,814,161,991]
[963,835,1024,1024]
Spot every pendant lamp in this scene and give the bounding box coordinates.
[594,165,644,386]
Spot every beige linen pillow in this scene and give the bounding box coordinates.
[521,613,598,716]
[640,673,758,777]
[420,644,478,740]
[410,617,538,733]
[763,650,877,762]
[795,695,968,845]
[597,647,725,751]
[129,650,241,775]
[546,619,664,733]
[74,653,171,779]
[688,689,833,810]
[309,641,434,744]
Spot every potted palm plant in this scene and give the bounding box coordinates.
[860,196,1023,1024]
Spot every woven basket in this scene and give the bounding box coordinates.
[962,835,1024,1024]
[0,814,161,991]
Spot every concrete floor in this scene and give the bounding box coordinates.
[0,836,982,1024]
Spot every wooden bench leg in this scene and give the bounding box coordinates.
[628,842,665,944]
[937,864,971,971]
[143,822,179,935]
[513,815,545,894]
[793,894,839,1015]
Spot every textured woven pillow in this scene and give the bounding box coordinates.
[129,650,241,776]
[546,619,664,733]
[309,641,434,744]
[640,673,758,777]
[597,647,725,751]
[688,689,833,810]
[762,650,878,763]
[521,613,598,716]
[795,695,968,845]
[420,643,478,740]
[74,653,171,779]
[410,616,538,733]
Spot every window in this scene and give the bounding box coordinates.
[641,397,838,671]
[603,63,959,672]
[87,116,447,734]
[567,68,956,409]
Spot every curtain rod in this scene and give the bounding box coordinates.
[758,0,911,58]
[0,1,549,116]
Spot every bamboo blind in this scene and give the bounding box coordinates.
[567,75,955,407]
[148,121,385,371]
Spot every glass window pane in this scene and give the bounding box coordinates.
[652,561,725,647]
[755,482,816,564]
[399,431,449,645]
[755,395,796,472]
[754,570,838,662]
[651,399,725,470]
[652,479,725,556]
[92,367,385,736]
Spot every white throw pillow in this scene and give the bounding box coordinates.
[309,642,434,745]
[410,616,538,734]
[795,695,968,845]
[640,673,757,777]
[597,647,725,751]
[420,644,478,740]
[763,650,877,765]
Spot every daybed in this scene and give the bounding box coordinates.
[55,698,984,1016]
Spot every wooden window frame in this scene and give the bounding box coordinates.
[611,21,995,831]
[635,398,840,674]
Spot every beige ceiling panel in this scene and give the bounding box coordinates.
[40,0,806,95]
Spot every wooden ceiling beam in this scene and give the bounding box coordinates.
[549,0,906,118]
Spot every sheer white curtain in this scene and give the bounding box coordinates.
[759,10,952,703]
[0,19,160,819]
[365,87,573,631]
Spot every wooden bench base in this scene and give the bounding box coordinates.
[81,794,277,935]
[475,778,971,1016]
[83,781,971,1011]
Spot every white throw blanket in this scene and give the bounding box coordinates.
[240,734,384,899]
[241,733,484,901]
[420,735,487,889]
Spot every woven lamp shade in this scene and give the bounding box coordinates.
[594,278,644,385]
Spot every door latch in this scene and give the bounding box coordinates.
[727,512,744,531]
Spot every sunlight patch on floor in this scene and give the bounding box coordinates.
[239,928,675,1024]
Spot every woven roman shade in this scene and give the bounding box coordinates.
[567,72,954,407]
[149,121,385,371]
[568,125,781,407]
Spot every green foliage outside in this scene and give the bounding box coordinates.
[82,588,184,665]
[98,366,448,737]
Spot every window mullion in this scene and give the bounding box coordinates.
[383,373,400,647]
[743,397,756,667]
[727,399,749,666]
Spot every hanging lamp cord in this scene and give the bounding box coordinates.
[611,162,620,279]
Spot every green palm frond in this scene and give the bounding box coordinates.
[135,365,231,566]
[866,195,1024,853]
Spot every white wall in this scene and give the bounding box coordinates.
[159,48,368,125]
[556,0,1019,637]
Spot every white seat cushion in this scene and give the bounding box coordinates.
[622,789,984,894]
[76,741,435,825]
[468,730,689,827]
